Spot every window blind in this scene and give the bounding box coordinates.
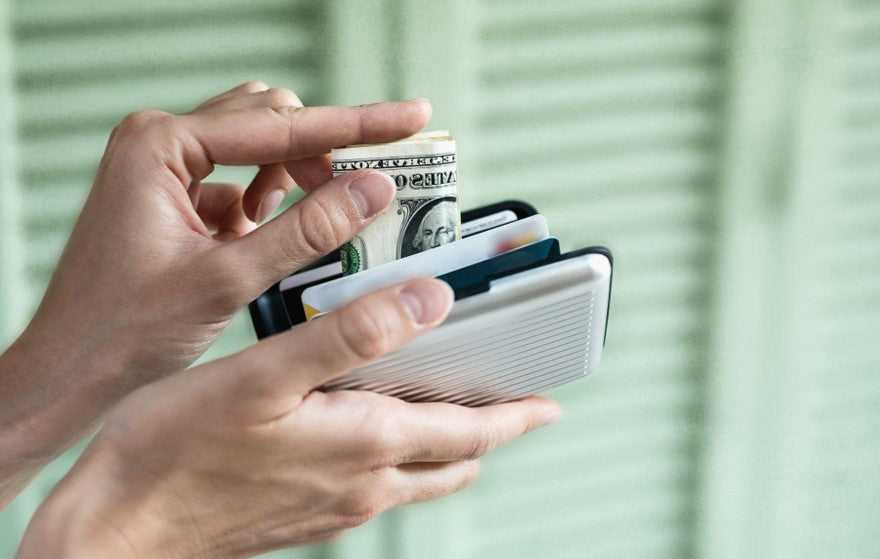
[696,2,880,558]
[795,2,880,557]
[0,0,25,347]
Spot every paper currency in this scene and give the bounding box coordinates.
[331,131,461,275]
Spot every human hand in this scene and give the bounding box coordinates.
[17,279,561,558]
[0,82,431,506]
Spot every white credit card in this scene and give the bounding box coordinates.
[460,209,517,237]
[279,209,519,293]
[300,214,550,319]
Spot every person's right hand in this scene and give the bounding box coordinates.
[17,278,561,559]
[0,83,430,507]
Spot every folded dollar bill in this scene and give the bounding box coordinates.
[331,131,461,275]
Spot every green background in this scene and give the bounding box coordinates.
[1,0,878,557]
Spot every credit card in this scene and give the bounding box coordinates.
[460,209,517,237]
[437,237,560,298]
[280,269,335,326]
[280,209,521,293]
[301,214,550,319]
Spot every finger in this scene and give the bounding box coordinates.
[245,163,297,224]
[285,154,333,192]
[190,87,331,219]
[238,278,453,396]
[190,86,329,220]
[392,460,481,505]
[221,169,393,298]
[176,99,431,178]
[390,396,562,464]
[192,182,255,240]
[190,81,269,113]
[245,156,334,223]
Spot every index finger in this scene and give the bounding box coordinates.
[180,99,432,168]
[388,397,562,464]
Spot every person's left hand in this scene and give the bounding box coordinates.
[16,279,561,558]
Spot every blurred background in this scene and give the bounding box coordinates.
[0,0,878,557]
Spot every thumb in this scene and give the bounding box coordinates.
[232,278,454,403]
[216,169,395,304]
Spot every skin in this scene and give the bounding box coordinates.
[17,279,559,558]
[0,83,560,557]
[412,202,457,252]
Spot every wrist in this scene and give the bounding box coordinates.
[18,488,135,559]
[0,317,139,506]
[16,441,167,559]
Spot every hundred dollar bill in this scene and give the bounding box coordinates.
[331,131,461,275]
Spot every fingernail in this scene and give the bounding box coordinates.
[257,189,285,224]
[400,280,453,325]
[349,172,394,219]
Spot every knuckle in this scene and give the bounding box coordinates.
[337,488,384,528]
[323,392,401,463]
[113,110,170,138]
[271,104,298,116]
[270,105,301,124]
[269,105,301,156]
[338,301,395,362]
[464,420,496,460]
[241,80,269,93]
[265,87,301,107]
[354,405,403,464]
[296,196,349,256]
